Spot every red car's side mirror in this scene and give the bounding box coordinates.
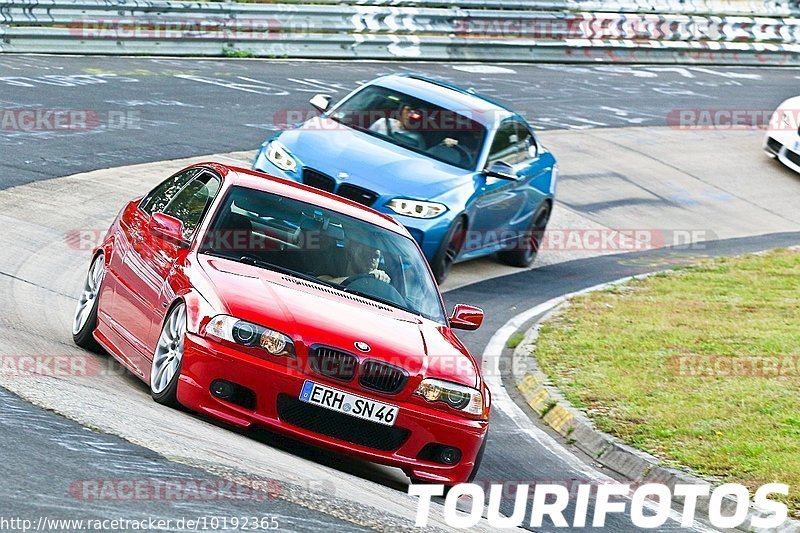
[148,212,186,246]
[449,304,484,331]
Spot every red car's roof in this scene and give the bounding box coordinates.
[194,162,409,236]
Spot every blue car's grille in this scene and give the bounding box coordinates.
[337,184,378,207]
[302,168,336,193]
[302,168,378,207]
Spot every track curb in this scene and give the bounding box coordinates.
[510,273,800,533]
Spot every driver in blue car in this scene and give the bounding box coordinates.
[369,105,426,149]
[320,242,391,284]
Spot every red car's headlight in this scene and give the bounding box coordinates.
[204,315,296,359]
[413,378,483,416]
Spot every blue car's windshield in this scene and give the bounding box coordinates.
[201,186,447,323]
[327,85,487,171]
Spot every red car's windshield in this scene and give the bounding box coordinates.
[200,186,446,323]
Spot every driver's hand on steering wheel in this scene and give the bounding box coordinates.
[369,269,391,283]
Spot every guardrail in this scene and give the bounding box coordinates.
[1,0,799,64]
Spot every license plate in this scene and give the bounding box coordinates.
[299,380,398,426]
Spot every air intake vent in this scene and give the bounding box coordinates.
[302,168,336,192]
[309,346,358,382]
[280,276,393,312]
[337,184,378,206]
[786,149,800,167]
[766,137,783,155]
[277,394,410,451]
[359,360,408,395]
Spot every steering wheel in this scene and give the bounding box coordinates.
[341,274,408,308]
[435,141,472,168]
[340,273,376,288]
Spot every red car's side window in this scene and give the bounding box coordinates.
[161,173,222,240]
[139,168,198,216]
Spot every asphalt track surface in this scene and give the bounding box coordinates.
[1,56,800,531]
[0,387,370,532]
[1,56,797,190]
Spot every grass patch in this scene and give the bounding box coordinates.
[535,249,800,516]
[506,332,526,350]
[222,46,256,58]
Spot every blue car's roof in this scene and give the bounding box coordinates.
[367,74,514,128]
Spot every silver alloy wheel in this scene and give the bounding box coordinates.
[151,304,186,395]
[72,256,104,335]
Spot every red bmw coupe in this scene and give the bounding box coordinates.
[72,163,490,484]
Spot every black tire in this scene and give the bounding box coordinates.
[498,202,551,268]
[431,217,467,284]
[150,303,186,408]
[72,254,104,353]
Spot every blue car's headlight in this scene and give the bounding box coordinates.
[386,198,447,219]
[265,141,297,172]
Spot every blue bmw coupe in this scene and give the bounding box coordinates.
[253,74,558,282]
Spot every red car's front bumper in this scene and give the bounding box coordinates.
[177,333,488,484]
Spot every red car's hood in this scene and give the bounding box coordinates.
[198,256,479,388]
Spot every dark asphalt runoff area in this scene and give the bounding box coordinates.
[0,387,369,532]
[2,55,799,531]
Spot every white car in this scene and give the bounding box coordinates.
[764,96,800,172]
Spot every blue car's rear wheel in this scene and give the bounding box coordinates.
[498,202,551,268]
[432,217,466,284]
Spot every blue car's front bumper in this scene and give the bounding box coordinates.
[253,146,453,264]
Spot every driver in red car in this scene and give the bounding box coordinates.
[320,242,391,284]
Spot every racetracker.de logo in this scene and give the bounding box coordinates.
[0,109,99,132]
[0,109,141,132]
[666,109,798,130]
[65,228,711,253]
[69,478,282,501]
[669,355,800,378]
[0,355,125,378]
[67,18,288,40]
[272,109,490,131]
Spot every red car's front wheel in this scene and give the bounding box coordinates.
[72,254,104,352]
[151,302,186,408]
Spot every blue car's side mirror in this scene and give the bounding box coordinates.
[310,94,332,113]
[483,161,516,180]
